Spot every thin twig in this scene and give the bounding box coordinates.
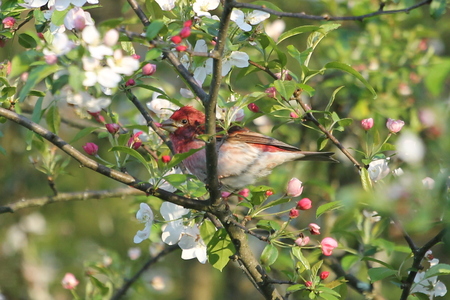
[249,60,278,80]
[229,219,269,242]
[110,245,179,300]
[232,0,432,21]
[0,188,144,214]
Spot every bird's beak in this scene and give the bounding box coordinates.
[160,119,178,133]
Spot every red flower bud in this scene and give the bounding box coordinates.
[171,35,182,44]
[238,188,250,201]
[305,281,312,287]
[290,112,299,118]
[289,208,299,218]
[247,103,260,113]
[88,111,105,123]
[175,45,188,52]
[61,273,79,290]
[125,79,136,87]
[183,20,193,28]
[105,123,120,134]
[161,155,171,163]
[132,54,141,60]
[82,142,98,156]
[265,190,274,196]
[265,87,277,99]
[142,63,157,76]
[179,27,191,39]
[320,271,330,280]
[296,198,312,210]
[321,237,338,256]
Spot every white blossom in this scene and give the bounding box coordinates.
[396,131,425,164]
[178,225,207,263]
[107,50,140,76]
[64,7,94,30]
[21,0,98,10]
[134,203,154,244]
[149,168,183,193]
[66,91,111,112]
[43,32,74,56]
[146,92,180,120]
[265,19,286,41]
[193,0,220,18]
[222,51,249,75]
[410,272,447,298]
[231,9,270,32]
[155,0,176,11]
[368,159,390,182]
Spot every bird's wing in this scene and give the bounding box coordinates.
[218,127,301,152]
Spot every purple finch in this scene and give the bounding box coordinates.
[161,106,337,191]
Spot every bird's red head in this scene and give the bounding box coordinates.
[161,106,205,133]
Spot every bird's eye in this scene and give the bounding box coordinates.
[181,119,188,124]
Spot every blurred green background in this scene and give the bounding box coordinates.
[1,0,449,299]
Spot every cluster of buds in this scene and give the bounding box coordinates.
[171,20,193,52]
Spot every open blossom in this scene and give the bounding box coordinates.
[43,32,74,56]
[265,19,286,41]
[222,51,249,75]
[155,0,176,11]
[193,0,220,18]
[295,235,310,246]
[321,237,338,256]
[64,7,94,30]
[231,9,270,32]
[386,118,405,133]
[128,131,143,149]
[21,0,99,10]
[66,91,111,112]
[82,26,113,59]
[368,159,390,182]
[107,50,140,76]
[2,17,16,29]
[309,223,321,235]
[61,273,79,289]
[411,272,447,298]
[133,203,154,243]
[396,131,425,164]
[147,92,180,120]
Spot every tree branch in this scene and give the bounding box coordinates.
[110,245,179,300]
[231,0,432,21]
[0,188,145,214]
[0,107,208,211]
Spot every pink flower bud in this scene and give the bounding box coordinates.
[37,32,45,39]
[88,111,106,123]
[179,27,191,39]
[294,235,310,246]
[171,35,182,44]
[127,131,143,149]
[320,237,338,256]
[274,70,292,80]
[221,191,231,198]
[320,271,330,280]
[265,87,277,98]
[386,118,405,133]
[61,273,79,290]
[309,223,320,235]
[175,45,188,52]
[103,29,119,47]
[361,118,374,130]
[247,103,260,113]
[238,188,250,201]
[183,20,193,28]
[44,54,58,65]
[82,142,98,156]
[105,123,120,134]
[286,178,303,197]
[265,190,274,196]
[289,208,299,218]
[290,112,299,118]
[2,17,16,29]
[142,63,157,76]
[132,54,141,60]
[305,281,312,287]
[125,79,136,87]
[161,155,171,163]
[296,198,312,210]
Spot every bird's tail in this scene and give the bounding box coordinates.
[296,151,339,163]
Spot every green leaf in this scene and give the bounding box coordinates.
[277,25,321,44]
[360,168,373,191]
[260,244,278,266]
[68,65,83,92]
[361,257,394,269]
[200,220,216,245]
[19,64,60,102]
[163,174,189,189]
[51,9,68,26]
[109,146,151,173]
[18,33,38,49]
[286,284,306,292]
[207,228,235,271]
[273,80,297,100]
[292,247,310,270]
[368,267,396,282]
[45,104,61,134]
[69,127,100,144]
[256,220,281,232]
[0,145,6,155]
[287,45,311,67]
[9,50,39,78]
[425,60,450,96]
[145,48,163,61]
[325,86,345,111]
[337,118,353,127]
[146,19,165,40]
[260,197,291,211]
[248,185,271,205]
[430,0,447,19]
[316,201,344,218]
[166,147,203,170]
[324,62,376,98]
[311,260,323,277]
[379,143,396,152]
[424,263,450,279]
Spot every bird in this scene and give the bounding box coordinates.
[161,106,337,191]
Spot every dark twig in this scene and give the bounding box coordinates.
[400,228,447,300]
[110,245,179,300]
[232,0,432,21]
[249,60,278,80]
[229,219,269,242]
[0,188,144,214]
[327,256,373,295]
[294,90,363,171]
[0,107,208,211]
